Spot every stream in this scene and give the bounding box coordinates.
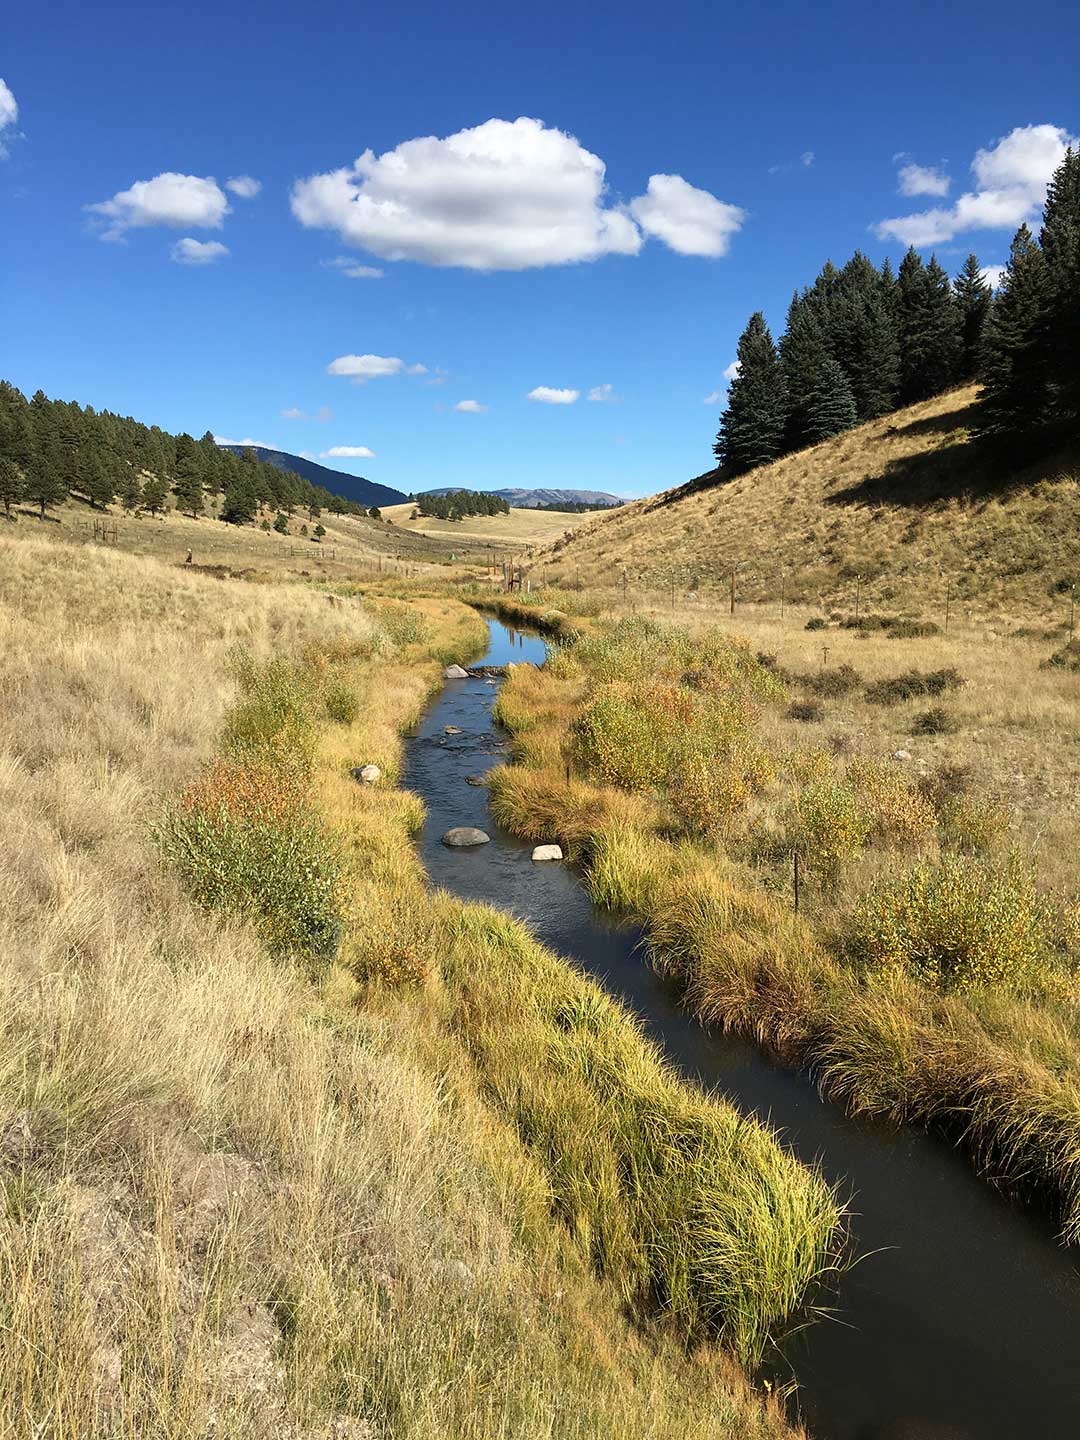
[401,617,1080,1440]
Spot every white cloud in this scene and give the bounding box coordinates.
[897,161,950,198]
[170,237,229,265]
[214,435,274,449]
[454,399,488,413]
[629,173,745,257]
[703,360,740,404]
[874,124,1077,246]
[321,445,376,459]
[326,353,425,384]
[0,78,17,157]
[87,172,230,240]
[527,386,579,405]
[587,383,618,402]
[281,405,333,421]
[292,116,643,271]
[226,175,261,199]
[801,150,815,168]
[322,256,385,279]
[980,263,1007,291]
[281,407,306,419]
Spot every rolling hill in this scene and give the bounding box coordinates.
[538,386,1080,619]
[423,486,623,509]
[218,444,407,509]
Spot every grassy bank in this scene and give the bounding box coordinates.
[487,614,1080,1241]
[0,531,835,1437]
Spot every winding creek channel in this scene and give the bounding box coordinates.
[402,618,1080,1440]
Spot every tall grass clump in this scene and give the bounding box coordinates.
[440,904,842,1369]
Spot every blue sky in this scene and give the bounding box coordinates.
[3,0,1078,499]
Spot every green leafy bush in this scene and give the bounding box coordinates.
[849,857,1048,992]
[791,778,871,878]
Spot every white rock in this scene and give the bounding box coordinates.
[532,844,564,862]
[443,664,469,679]
[350,764,381,784]
[892,749,912,762]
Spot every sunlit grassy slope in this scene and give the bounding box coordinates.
[540,386,1080,619]
[380,501,594,548]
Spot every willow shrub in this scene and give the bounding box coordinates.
[849,856,1050,993]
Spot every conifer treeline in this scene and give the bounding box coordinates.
[415,490,510,520]
[0,383,369,523]
[715,147,1080,477]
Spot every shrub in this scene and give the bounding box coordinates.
[918,762,975,811]
[157,758,342,960]
[939,793,1011,855]
[849,857,1049,993]
[791,778,871,878]
[787,698,824,722]
[913,706,956,735]
[805,617,828,631]
[1043,639,1080,672]
[887,619,940,639]
[345,902,435,986]
[222,650,319,767]
[847,757,935,848]
[670,743,774,838]
[323,679,360,725]
[375,601,431,649]
[864,668,964,705]
[573,686,668,792]
[803,663,862,698]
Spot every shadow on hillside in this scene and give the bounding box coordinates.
[881,399,980,443]
[827,426,1079,510]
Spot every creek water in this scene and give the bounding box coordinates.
[401,618,1080,1440]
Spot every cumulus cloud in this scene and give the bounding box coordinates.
[874,124,1077,246]
[629,174,745,257]
[322,445,376,459]
[326,353,426,384]
[0,78,17,157]
[322,256,385,279]
[281,405,334,421]
[226,175,261,199]
[587,383,617,402]
[897,160,950,198]
[980,263,1007,291]
[527,386,579,404]
[170,237,229,265]
[703,360,740,404]
[454,399,488,413]
[292,116,742,270]
[214,435,273,449]
[801,150,815,168]
[281,408,306,419]
[87,172,230,240]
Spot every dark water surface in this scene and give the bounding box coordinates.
[402,619,1080,1440]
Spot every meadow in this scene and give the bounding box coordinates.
[0,524,838,1438]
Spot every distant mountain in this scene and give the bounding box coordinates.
[218,445,407,509]
[422,486,623,509]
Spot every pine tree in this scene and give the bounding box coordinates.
[780,294,834,451]
[954,254,993,382]
[173,434,205,517]
[714,312,787,475]
[273,511,289,534]
[1039,146,1080,423]
[84,450,116,509]
[142,471,169,516]
[897,248,961,403]
[803,357,858,443]
[0,456,24,518]
[25,394,70,518]
[830,251,899,421]
[220,472,259,525]
[976,224,1050,439]
[119,468,143,512]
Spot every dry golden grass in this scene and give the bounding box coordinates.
[0,530,809,1439]
[540,386,1080,620]
[380,501,595,548]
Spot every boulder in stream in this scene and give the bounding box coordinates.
[532,844,564,862]
[443,664,469,679]
[442,827,490,847]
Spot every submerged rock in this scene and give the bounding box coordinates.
[442,826,490,847]
[465,774,488,787]
[444,725,462,734]
[532,844,564,862]
[350,764,381,784]
[443,664,469,679]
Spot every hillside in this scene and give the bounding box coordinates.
[539,385,1080,620]
[218,444,407,509]
[423,485,622,509]
[380,500,595,547]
